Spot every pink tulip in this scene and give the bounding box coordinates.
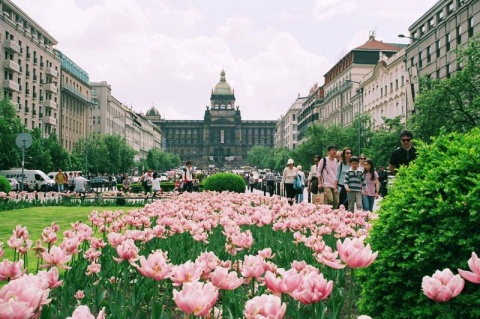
[66,305,106,319]
[240,255,266,280]
[173,281,219,317]
[112,239,139,266]
[0,260,25,281]
[13,225,29,240]
[210,266,244,290]
[422,268,464,302]
[86,262,102,276]
[32,240,46,257]
[264,268,302,294]
[74,290,85,300]
[136,250,172,281]
[336,236,378,268]
[41,227,58,244]
[0,275,51,318]
[42,246,72,270]
[37,267,63,289]
[170,261,202,286]
[244,294,286,319]
[290,270,333,304]
[458,252,480,284]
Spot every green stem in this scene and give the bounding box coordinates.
[151,280,157,319]
[123,263,128,319]
[347,268,355,319]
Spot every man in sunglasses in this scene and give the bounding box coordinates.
[389,129,417,175]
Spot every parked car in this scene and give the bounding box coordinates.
[90,177,109,187]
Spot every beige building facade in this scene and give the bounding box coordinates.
[90,81,162,161]
[1,0,60,137]
[274,96,306,150]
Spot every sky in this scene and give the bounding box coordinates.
[13,0,438,120]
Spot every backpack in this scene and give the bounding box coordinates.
[293,174,302,190]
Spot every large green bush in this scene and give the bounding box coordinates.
[357,129,480,318]
[202,173,246,193]
[0,176,11,193]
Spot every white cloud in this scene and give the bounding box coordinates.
[12,0,440,121]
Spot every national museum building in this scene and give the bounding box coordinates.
[146,70,276,167]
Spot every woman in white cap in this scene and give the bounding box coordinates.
[281,158,298,205]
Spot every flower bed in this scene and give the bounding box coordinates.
[0,192,378,318]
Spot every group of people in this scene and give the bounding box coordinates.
[139,161,199,195]
[281,129,417,210]
[53,170,88,197]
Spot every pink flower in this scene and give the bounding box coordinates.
[290,270,334,304]
[173,281,219,317]
[264,268,302,295]
[422,268,465,302]
[66,305,106,319]
[86,262,102,276]
[42,246,72,269]
[243,294,286,319]
[136,250,172,281]
[170,261,203,286]
[41,227,58,244]
[112,239,139,266]
[210,266,244,290]
[0,260,25,281]
[37,267,63,289]
[258,248,276,260]
[0,275,51,318]
[240,255,266,280]
[336,236,378,268]
[74,290,85,300]
[458,252,480,284]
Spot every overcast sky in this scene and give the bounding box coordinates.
[14,0,437,120]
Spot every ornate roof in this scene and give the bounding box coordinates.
[355,35,402,51]
[213,70,233,95]
[146,107,161,117]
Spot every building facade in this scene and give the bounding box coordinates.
[1,0,60,137]
[274,96,306,150]
[147,70,276,167]
[319,34,404,128]
[297,83,323,142]
[403,0,480,112]
[90,81,162,161]
[56,50,92,152]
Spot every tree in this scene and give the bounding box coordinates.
[410,37,480,141]
[247,145,273,168]
[0,98,22,169]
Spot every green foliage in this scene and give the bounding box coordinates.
[71,134,136,174]
[145,149,180,172]
[357,128,480,318]
[0,98,22,169]
[410,37,480,142]
[0,176,11,193]
[202,173,246,193]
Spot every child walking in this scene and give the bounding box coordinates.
[362,159,380,212]
[344,157,367,212]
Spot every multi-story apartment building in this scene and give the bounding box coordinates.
[90,81,162,161]
[349,48,409,129]
[1,0,60,137]
[403,0,480,111]
[319,34,404,128]
[56,50,92,152]
[275,96,306,150]
[298,83,323,142]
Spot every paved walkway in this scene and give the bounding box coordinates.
[247,185,382,211]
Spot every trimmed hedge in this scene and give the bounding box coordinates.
[357,128,480,318]
[202,173,246,193]
[0,176,11,193]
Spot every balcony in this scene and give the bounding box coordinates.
[4,39,21,54]
[44,116,57,126]
[44,100,57,110]
[45,67,58,78]
[24,107,29,114]
[3,60,20,73]
[3,80,20,92]
[44,83,58,94]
